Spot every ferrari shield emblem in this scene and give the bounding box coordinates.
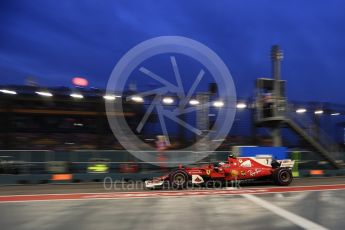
[206,169,211,175]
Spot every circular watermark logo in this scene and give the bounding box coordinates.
[105,36,236,167]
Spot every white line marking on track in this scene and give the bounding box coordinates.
[242,194,328,230]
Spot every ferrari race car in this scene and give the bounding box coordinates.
[145,155,295,189]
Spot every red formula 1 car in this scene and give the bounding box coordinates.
[145,155,295,189]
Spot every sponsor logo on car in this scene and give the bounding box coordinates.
[192,175,204,184]
[240,160,252,167]
[248,168,262,176]
[230,169,239,177]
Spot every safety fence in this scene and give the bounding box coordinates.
[0,150,230,174]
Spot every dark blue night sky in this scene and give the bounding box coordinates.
[1,0,345,103]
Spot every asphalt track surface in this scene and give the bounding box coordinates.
[0,177,345,230]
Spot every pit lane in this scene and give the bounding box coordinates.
[0,177,344,195]
[0,177,344,229]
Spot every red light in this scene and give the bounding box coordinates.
[72,77,88,87]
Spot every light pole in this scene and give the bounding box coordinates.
[271,45,283,146]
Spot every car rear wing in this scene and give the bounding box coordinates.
[278,159,295,168]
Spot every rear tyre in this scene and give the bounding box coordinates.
[273,168,293,186]
[170,170,188,189]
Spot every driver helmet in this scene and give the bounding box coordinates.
[228,153,237,159]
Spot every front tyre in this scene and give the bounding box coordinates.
[273,168,293,186]
[170,170,188,189]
